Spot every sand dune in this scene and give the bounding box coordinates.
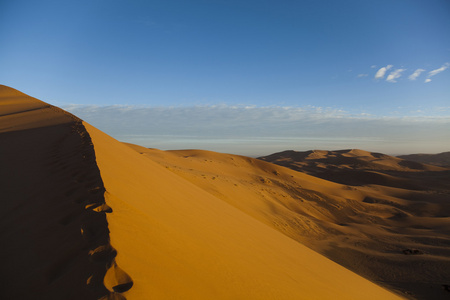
[0,86,127,299]
[0,85,402,299]
[259,149,448,190]
[254,149,450,299]
[258,149,446,172]
[398,152,450,168]
[128,148,450,299]
[86,126,401,299]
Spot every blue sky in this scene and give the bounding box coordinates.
[1,0,449,155]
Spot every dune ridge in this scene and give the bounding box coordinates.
[0,85,132,299]
[398,152,450,168]
[259,149,449,189]
[87,124,401,299]
[134,147,450,299]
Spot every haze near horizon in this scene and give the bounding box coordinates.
[1,0,449,155]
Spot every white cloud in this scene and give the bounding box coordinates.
[386,68,406,83]
[371,65,377,69]
[408,69,425,80]
[357,74,368,78]
[369,62,449,83]
[427,62,450,78]
[374,65,393,79]
[64,105,450,156]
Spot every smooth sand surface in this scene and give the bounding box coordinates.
[132,146,450,299]
[0,85,77,132]
[87,125,401,299]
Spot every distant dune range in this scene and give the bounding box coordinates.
[397,152,450,168]
[0,85,448,299]
[258,150,450,298]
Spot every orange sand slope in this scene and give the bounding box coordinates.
[86,126,401,300]
[126,146,450,299]
[0,84,401,299]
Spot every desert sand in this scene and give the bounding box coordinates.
[126,147,450,299]
[398,151,450,168]
[258,149,450,299]
[2,84,446,299]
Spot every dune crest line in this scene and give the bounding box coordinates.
[0,85,132,299]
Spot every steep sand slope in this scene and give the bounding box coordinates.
[86,124,402,300]
[0,85,128,299]
[133,147,450,299]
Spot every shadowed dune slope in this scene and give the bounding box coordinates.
[133,146,450,300]
[258,149,449,190]
[1,85,401,299]
[0,85,129,299]
[398,152,450,168]
[258,149,447,173]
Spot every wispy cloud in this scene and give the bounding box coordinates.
[408,69,425,80]
[65,105,450,156]
[374,65,393,79]
[365,63,448,84]
[428,62,450,77]
[425,62,450,82]
[386,68,406,83]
